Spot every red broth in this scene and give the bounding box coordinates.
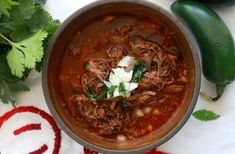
[58,14,188,141]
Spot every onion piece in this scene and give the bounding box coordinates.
[113,87,120,97]
[118,56,136,67]
[109,72,122,86]
[112,68,133,83]
[136,109,145,117]
[103,80,112,88]
[143,107,152,114]
[117,135,126,141]
[153,108,160,116]
[97,82,104,87]
[125,82,138,92]
[147,124,153,132]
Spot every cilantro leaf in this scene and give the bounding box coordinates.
[0,16,15,35]
[8,0,37,41]
[0,0,18,17]
[25,7,60,72]
[1,30,48,78]
[9,24,32,42]
[97,85,108,100]
[122,100,132,108]
[33,0,47,5]
[0,53,29,106]
[8,5,60,44]
[0,80,15,106]
[132,62,147,82]
[0,80,29,106]
[85,85,97,102]
[8,82,29,92]
[119,82,126,97]
[107,85,118,98]
[10,0,36,21]
[27,6,60,36]
[0,53,19,83]
[193,109,220,121]
[45,18,60,36]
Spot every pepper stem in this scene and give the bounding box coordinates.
[200,84,226,102]
[210,84,226,102]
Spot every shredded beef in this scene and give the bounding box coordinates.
[66,21,186,139]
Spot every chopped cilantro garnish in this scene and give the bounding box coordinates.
[122,100,132,108]
[132,62,147,82]
[85,85,97,102]
[107,85,118,98]
[97,85,108,100]
[118,82,126,97]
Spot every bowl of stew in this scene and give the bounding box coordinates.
[42,0,201,153]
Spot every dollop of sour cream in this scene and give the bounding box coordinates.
[103,56,138,98]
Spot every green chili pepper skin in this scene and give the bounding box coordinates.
[196,0,235,4]
[171,1,235,101]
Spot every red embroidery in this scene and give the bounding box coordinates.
[13,123,41,135]
[0,106,61,154]
[29,144,48,154]
[83,147,169,154]
[144,149,169,154]
[84,147,98,154]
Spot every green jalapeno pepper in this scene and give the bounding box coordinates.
[196,0,235,4]
[171,0,235,101]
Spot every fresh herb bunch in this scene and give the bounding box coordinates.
[0,0,60,106]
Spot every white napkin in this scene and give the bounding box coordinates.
[0,72,84,154]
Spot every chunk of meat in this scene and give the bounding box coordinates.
[109,35,127,44]
[139,21,162,30]
[129,37,174,74]
[140,50,155,69]
[165,85,184,93]
[106,46,126,58]
[167,53,178,69]
[115,25,133,36]
[109,118,122,128]
[106,46,127,67]
[108,25,132,46]
[142,91,156,95]
[81,73,100,93]
[70,95,89,102]
[74,98,134,136]
[110,101,116,110]
[103,16,115,23]
[86,58,110,81]
[75,97,97,120]
[129,91,157,107]
[136,42,175,90]
[93,108,106,119]
[139,71,174,90]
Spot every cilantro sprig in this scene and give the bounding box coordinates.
[0,0,60,106]
[0,30,48,77]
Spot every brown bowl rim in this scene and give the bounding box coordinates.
[42,0,201,153]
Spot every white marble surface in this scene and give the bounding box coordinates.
[0,0,235,154]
